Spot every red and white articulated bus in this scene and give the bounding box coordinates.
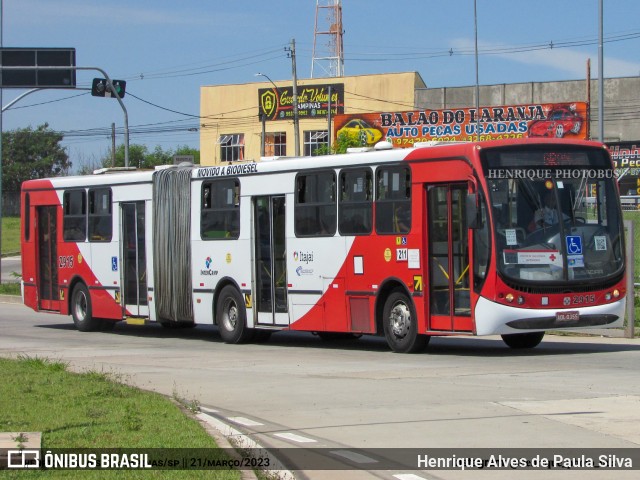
[20,138,626,352]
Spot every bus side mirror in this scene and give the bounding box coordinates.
[466,193,482,229]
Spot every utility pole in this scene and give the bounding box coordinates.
[327,85,332,151]
[111,122,116,167]
[598,0,604,141]
[1,0,4,282]
[287,39,301,156]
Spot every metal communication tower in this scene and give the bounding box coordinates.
[311,0,344,78]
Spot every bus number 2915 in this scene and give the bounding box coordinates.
[59,256,74,268]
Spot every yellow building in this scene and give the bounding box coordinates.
[199,72,426,166]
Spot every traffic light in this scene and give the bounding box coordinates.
[91,78,126,98]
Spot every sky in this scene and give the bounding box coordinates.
[1,0,639,170]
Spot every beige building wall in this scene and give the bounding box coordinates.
[200,72,426,166]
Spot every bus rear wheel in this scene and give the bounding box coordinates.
[501,332,545,349]
[382,290,429,353]
[217,286,252,344]
[71,283,103,332]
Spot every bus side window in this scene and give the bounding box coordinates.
[63,189,87,242]
[88,188,112,242]
[339,168,372,235]
[24,193,31,241]
[375,166,411,234]
[295,171,336,237]
[201,179,240,240]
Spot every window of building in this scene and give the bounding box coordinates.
[201,179,240,239]
[265,132,287,157]
[63,189,87,241]
[375,166,412,234]
[295,171,336,236]
[88,188,112,242]
[304,130,328,156]
[218,134,245,162]
[339,168,373,235]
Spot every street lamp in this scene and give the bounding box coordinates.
[255,72,279,93]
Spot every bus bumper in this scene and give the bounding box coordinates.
[474,296,626,336]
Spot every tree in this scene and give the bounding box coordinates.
[2,123,71,191]
[96,144,200,170]
[314,130,363,156]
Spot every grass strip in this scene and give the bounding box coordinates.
[0,355,239,479]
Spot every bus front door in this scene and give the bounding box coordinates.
[253,195,288,325]
[426,184,473,332]
[36,206,60,311]
[121,202,148,317]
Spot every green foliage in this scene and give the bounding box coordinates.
[0,356,239,479]
[1,216,20,256]
[2,123,71,191]
[95,144,201,170]
[314,131,364,156]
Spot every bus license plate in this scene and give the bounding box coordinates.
[556,311,579,322]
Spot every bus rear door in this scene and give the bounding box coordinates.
[121,201,148,317]
[36,206,61,311]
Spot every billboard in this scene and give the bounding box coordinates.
[609,143,640,195]
[258,83,344,121]
[333,102,589,147]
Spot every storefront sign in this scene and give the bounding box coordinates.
[333,102,588,147]
[258,83,344,121]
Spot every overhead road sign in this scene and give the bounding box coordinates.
[0,48,76,88]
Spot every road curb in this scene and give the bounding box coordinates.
[0,295,21,305]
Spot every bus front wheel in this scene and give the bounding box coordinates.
[217,286,252,344]
[382,290,429,353]
[71,283,103,332]
[501,332,545,349]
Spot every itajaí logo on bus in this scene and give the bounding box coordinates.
[293,251,314,263]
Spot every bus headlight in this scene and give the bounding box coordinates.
[613,289,620,298]
[505,293,514,303]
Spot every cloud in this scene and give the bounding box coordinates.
[452,38,640,78]
[10,0,217,27]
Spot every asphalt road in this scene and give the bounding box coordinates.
[0,256,21,283]
[1,302,639,480]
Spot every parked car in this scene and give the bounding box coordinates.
[337,118,383,145]
[529,106,583,138]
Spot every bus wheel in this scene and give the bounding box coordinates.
[501,332,545,349]
[382,290,429,353]
[71,283,102,332]
[217,286,252,344]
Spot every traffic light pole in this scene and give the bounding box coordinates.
[0,65,130,166]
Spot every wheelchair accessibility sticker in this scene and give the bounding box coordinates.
[566,235,583,255]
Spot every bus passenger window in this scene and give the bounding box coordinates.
[88,188,112,242]
[201,179,240,240]
[295,171,336,237]
[375,166,411,234]
[339,168,372,235]
[63,189,87,241]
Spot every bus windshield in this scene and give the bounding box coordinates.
[483,146,624,287]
